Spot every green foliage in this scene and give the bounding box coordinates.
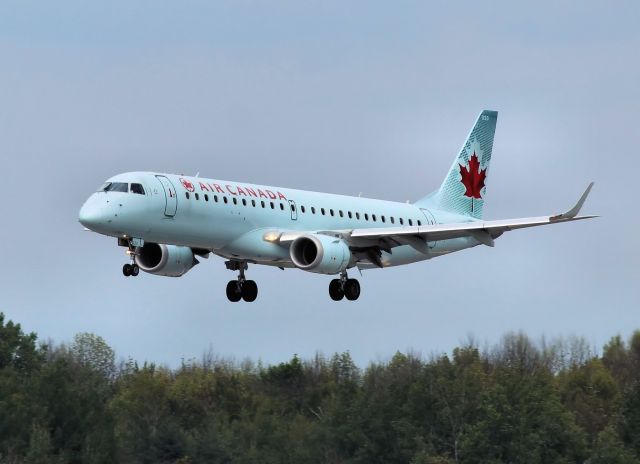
[71,332,116,380]
[2,313,640,463]
[557,358,619,442]
[0,313,44,373]
[591,426,640,464]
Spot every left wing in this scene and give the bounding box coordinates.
[274,183,596,265]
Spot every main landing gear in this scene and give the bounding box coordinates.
[122,263,139,277]
[121,239,140,277]
[329,272,361,301]
[225,260,258,303]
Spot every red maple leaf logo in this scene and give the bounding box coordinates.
[459,152,486,199]
[180,178,195,192]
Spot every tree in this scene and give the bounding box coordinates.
[557,358,619,442]
[0,313,46,459]
[459,333,588,463]
[590,426,639,464]
[71,332,116,380]
[0,312,45,373]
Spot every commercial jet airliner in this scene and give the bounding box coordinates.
[79,110,596,302]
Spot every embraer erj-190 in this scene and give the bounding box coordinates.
[79,110,595,302]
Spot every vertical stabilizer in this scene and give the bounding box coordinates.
[416,110,498,219]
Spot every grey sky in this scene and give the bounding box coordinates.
[1,1,638,366]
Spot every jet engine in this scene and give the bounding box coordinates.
[134,243,198,277]
[289,234,351,275]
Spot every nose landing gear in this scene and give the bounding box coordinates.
[120,238,140,277]
[225,260,258,302]
[329,272,361,301]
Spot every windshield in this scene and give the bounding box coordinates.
[99,182,128,193]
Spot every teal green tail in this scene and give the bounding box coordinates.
[416,110,498,219]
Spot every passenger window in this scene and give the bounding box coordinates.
[348,211,352,219]
[131,183,145,195]
[261,200,265,208]
[270,202,274,209]
[390,217,395,224]
[232,198,237,205]
[280,203,284,210]
[372,214,377,222]
[339,210,343,217]
[408,219,413,226]
[364,213,369,221]
[321,208,325,215]
[330,209,334,216]
[311,207,316,214]
[251,199,256,207]
[290,204,295,212]
[417,220,422,226]
[204,194,209,202]
[185,192,190,199]
[356,212,360,220]
[223,197,228,204]
[399,218,404,225]
[242,199,247,206]
[301,206,306,213]
[381,216,385,223]
[214,195,218,202]
[195,193,200,200]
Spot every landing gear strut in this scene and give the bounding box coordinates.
[121,239,140,277]
[225,261,258,302]
[329,272,360,301]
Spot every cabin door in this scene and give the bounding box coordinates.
[156,175,177,217]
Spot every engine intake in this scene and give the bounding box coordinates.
[135,243,197,277]
[290,234,350,275]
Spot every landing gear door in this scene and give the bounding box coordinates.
[156,175,177,217]
[288,200,298,220]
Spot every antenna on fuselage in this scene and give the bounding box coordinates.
[195,172,200,177]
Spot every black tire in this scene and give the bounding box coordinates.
[122,264,132,277]
[226,280,242,302]
[344,279,361,301]
[131,264,140,276]
[241,280,258,302]
[329,279,344,301]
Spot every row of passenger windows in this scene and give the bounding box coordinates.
[184,191,422,226]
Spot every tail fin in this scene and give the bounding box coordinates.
[416,110,498,219]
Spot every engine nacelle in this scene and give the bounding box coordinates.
[135,243,197,277]
[290,234,351,275]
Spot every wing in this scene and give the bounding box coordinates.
[274,183,596,266]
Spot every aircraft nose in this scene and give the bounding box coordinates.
[78,200,103,230]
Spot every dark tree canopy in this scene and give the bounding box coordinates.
[1,312,639,464]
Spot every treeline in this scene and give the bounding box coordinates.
[1,313,640,464]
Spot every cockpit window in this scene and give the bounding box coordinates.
[131,183,145,195]
[100,182,128,193]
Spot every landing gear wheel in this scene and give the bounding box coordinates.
[131,264,140,276]
[122,264,132,277]
[344,279,361,301]
[241,280,258,302]
[226,280,242,302]
[329,279,345,301]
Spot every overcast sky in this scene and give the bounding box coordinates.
[1,1,638,366]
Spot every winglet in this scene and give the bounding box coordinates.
[551,182,594,220]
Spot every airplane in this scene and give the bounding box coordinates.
[78,110,596,302]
